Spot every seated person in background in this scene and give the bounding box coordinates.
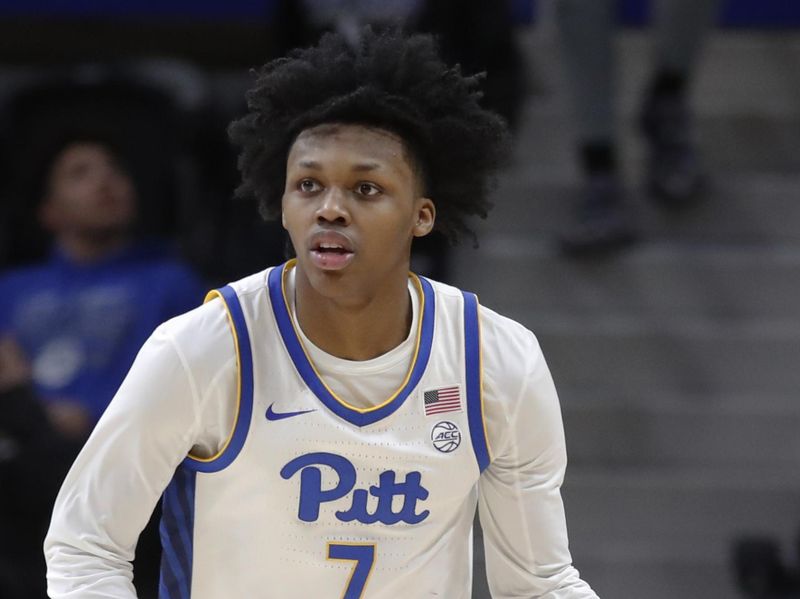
[0,135,205,440]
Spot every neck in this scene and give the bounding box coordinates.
[294,268,412,361]
[57,232,131,264]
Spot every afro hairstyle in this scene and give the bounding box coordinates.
[228,28,511,243]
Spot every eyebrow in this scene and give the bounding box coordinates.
[297,160,383,172]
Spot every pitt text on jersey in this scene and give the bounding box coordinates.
[280,452,430,525]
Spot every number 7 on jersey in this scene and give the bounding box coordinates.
[327,542,376,599]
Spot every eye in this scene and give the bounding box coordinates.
[298,178,323,193]
[356,182,382,197]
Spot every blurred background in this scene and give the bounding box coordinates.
[0,1,799,598]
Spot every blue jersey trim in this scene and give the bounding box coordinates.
[183,285,254,473]
[158,466,197,599]
[463,292,491,472]
[268,262,436,427]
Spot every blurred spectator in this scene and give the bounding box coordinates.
[556,0,722,256]
[0,135,205,438]
[0,67,234,285]
[0,134,204,598]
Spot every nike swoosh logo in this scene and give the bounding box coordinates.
[266,403,317,421]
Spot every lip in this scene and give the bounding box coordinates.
[307,230,356,271]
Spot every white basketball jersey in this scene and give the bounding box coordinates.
[158,261,492,599]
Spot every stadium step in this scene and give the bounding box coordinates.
[531,314,800,397]
[560,391,800,467]
[454,242,800,321]
[574,558,740,599]
[563,466,800,549]
[463,27,800,599]
[473,173,800,244]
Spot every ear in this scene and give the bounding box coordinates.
[412,197,436,238]
[281,211,287,230]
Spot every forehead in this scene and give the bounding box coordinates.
[287,124,415,174]
[51,143,114,173]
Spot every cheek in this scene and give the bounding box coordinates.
[280,198,307,238]
[280,196,293,228]
[61,185,92,213]
[281,194,297,229]
[363,208,416,246]
[48,196,84,228]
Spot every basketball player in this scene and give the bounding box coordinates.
[45,31,599,598]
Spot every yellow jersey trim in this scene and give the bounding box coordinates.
[186,289,242,463]
[280,260,425,415]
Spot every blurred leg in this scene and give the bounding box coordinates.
[555,0,615,145]
[653,0,722,77]
[641,0,722,208]
[555,0,637,257]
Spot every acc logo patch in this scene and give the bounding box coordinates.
[431,421,461,453]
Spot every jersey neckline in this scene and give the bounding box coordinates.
[267,260,436,427]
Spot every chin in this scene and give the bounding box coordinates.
[82,224,133,242]
[298,258,354,295]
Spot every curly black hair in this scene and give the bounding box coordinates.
[228,28,511,243]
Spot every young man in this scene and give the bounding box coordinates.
[0,136,203,598]
[0,136,205,439]
[45,31,598,598]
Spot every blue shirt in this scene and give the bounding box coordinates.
[0,241,205,422]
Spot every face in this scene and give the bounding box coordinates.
[282,124,435,302]
[39,142,137,238]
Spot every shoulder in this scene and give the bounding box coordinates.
[226,267,273,303]
[426,277,544,395]
[425,277,463,301]
[426,279,552,447]
[132,253,204,297]
[427,277,543,376]
[114,240,200,288]
[161,267,274,360]
[472,303,562,463]
[0,261,57,294]
[153,275,260,393]
[477,302,544,388]
[146,258,200,282]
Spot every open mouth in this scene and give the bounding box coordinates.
[309,238,355,270]
[313,242,352,255]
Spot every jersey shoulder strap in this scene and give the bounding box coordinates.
[461,291,492,472]
[182,285,254,473]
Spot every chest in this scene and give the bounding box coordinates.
[190,272,485,534]
[236,344,479,529]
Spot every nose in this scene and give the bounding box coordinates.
[316,187,350,226]
[96,170,114,192]
[93,163,119,192]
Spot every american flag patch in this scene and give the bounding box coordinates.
[423,385,462,416]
